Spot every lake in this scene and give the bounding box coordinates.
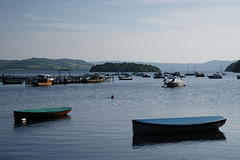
[1,71,240,160]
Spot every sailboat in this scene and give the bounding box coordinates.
[184,64,195,76]
[220,61,226,75]
[207,73,222,79]
[208,62,225,79]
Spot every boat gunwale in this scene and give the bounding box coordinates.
[132,116,226,127]
[132,118,226,128]
[13,107,72,122]
[14,107,72,113]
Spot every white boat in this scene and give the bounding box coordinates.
[142,73,150,78]
[118,73,132,80]
[207,73,222,79]
[132,116,226,134]
[163,76,185,87]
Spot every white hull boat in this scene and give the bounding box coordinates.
[132,116,226,134]
[163,76,185,87]
[119,77,132,80]
[118,74,132,80]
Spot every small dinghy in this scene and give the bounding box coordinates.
[14,107,72,122]
[132,116,226,134]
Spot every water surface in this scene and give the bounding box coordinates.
[1,72,240,159]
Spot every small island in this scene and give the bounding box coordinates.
[225,60,240,73]
[89,62,161,72]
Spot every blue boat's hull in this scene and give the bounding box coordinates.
[132,116,226,134]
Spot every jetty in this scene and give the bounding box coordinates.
[1,73,114,86]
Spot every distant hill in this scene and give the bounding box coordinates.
[150,60,236,73]
[225,60,240,72]
[0,58,93,71]
[0,58,236,72]
[89,62,160,72]
[91,60,236,73]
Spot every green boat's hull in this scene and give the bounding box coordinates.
[14,107,72,121]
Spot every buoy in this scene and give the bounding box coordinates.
[111,95,114,99]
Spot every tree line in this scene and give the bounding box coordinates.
[0,58,92,71]
[225,60,240,73]
[89,62,161,72]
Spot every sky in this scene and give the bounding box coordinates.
[1,0,240,63]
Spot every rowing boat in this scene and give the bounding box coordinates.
[14,107,72,121]
[132,116,226,134]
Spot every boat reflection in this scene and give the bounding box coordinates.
[14,115,71,127]
[132,130,226,148]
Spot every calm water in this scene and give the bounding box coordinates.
[1,72,240,160]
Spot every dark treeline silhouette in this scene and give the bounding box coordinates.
[89,62,161,72]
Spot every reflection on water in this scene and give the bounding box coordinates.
[132,130,226,148]
[14,115,71,128]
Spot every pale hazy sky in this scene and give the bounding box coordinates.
[1,0,240,63]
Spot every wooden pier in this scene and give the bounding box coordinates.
[1,73,114,86]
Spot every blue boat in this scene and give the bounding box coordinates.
[132,116,226,134]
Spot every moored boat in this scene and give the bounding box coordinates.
[163,76,185,87]
[119,73,132,80]
[135,72,144,76]
[184,73,195,76]
[2,78,23,84]
[153,72,164,79]
[32,74,54,86]
[207,73,222,79]
[132,116,226,134]
[195,72,205,77]
[87,75,104,83]
[185,63,195,76]
[14,107,72,122]
[142,73,150,78]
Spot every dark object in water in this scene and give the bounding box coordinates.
[14,107,72,122]
[2,79,23,84]
[132,116,226,134]
[132,130,226,147]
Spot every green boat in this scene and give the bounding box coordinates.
[14,107,72,121]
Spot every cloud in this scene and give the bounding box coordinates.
[139,4,240,30]
[142,0,199,3]
[141,0,226,3]
[105,0,200,5]
[23,13,61,21]
[139,17,184,27]
[41,22,118,31]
